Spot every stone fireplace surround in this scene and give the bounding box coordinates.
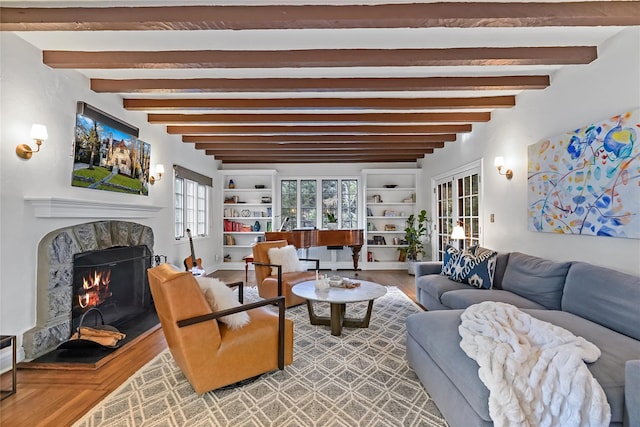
[23,220,153,360]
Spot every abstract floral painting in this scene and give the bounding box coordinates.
[528,109,640,239]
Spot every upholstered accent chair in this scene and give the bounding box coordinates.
[147,263,293,394]
[252,240,319,308]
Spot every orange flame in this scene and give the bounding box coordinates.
[78,269,111,308]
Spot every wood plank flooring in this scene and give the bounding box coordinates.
[0,269,419,427]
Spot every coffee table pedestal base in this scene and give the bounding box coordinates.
[305,300,374,336]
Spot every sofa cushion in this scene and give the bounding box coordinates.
[524,309,640,424]
[491,252,510,290]
[449,246,498,289]
[441,289,545,310]
[562,262,640,341]
[501,252,570,310]
[416,274,469,304]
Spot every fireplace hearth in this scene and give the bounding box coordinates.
[22,220,158,362]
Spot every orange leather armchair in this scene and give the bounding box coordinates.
[147,263,293,394]
[252,240,319,308]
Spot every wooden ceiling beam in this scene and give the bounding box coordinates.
[171,124,473,135]
[209,154,431,163]
[44,47,596,69]
[205,149,433,155]
[149,112,490,124]
[193,142,446,150]
[127,97,514,111]
[92,76,549,93]
[3,3,638,31]
[185,134,454,143]
[168,124,473,135]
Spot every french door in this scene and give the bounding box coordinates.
[433,163,482,260]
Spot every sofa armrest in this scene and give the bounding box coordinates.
[626,360,640,427]
[414,261,443,277]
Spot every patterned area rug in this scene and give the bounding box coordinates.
[73,286,447,427]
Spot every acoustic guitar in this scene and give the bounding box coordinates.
[183,229,203,271]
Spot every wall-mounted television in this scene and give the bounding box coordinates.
[72,102,151,196]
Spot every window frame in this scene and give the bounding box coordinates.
[278,176,361,230]
[174,167,212,240]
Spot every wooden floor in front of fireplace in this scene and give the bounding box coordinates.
[0,269,418,427]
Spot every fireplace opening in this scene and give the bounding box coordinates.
[72,245,152,332]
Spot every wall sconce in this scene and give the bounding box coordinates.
[494,156,513,180]
[16,124,48,160]
[149,164,165,185]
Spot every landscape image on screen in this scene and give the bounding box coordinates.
[72,113,151,196]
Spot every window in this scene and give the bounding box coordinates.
[280,177,359,229]
[174,165,213,239]
[433,162,482,260]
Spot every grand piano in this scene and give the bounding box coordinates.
[265,229,364,271]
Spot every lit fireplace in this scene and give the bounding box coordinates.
[72,245,152,331]
[77,269,112,309]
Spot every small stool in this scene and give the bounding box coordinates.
[243,255,254,282]
[0,335,17,400]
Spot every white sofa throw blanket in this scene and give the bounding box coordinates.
[458,301,610,427]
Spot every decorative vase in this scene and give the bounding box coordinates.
[228,179,235,189]
[254,220,261,232]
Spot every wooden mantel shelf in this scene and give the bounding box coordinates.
[25,197,164,219]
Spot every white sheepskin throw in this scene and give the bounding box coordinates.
[195,276,250,329]
[267,245,303,276]
[459,301,610,427]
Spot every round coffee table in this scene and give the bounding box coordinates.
[291,280,387,336]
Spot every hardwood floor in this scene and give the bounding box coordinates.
[0,269,419,427]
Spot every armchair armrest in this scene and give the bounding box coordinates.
[253,261,284,296]
[626,360,640,427]
[176,296,287,369]
[414,261,443,277]
[299,258,320,271]
[225,280,244,303]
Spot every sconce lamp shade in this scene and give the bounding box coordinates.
[30,124,48,141]
[150,164,165,185]
[16,124,49,159]
[450,225,466,240]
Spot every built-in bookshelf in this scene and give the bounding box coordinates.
[362,169,420,269]
[220,170,276,267]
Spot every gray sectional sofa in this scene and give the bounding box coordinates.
[406,251,640,427]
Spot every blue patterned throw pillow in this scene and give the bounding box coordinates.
[440,245,461,277]
[449,246,498,289]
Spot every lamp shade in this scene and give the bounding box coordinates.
[30,124,48,141]
[450,225,465,240]
[494,156,505,168]
[155,164,165,175]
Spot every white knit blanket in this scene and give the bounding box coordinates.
[458,301,610,427]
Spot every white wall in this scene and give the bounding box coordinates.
[0,33,219,360]
[420,27,640,276]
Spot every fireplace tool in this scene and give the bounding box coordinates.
[58,307,126,350]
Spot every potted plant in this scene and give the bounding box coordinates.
[398,209,430,275]
[326,212,338,230]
